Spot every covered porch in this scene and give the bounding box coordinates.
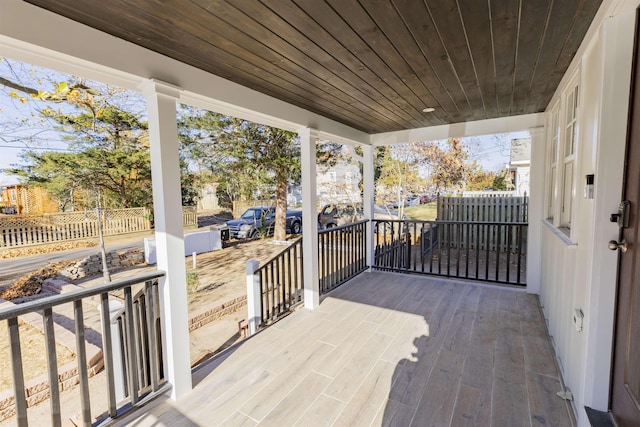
[117,271,572,426]
[2,0,639,425]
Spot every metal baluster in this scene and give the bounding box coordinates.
[333,229,338,287]
[495,224,501,281]
[506,224,512,283]
[8,317,28,427]
[446,222,451,276]
[145,281,160,391]
[430,223,435,273]
[73,300,92,425]
[123,287,139,404]
[279,255,285,314]
[259,269,265,324]
[517,225,523,285]
[99,293,117,416]
[484,224,490,280]
[475,223,480,279]
[270,263,276,320]
[287,248,293,307]
[294,242,300,301]
[43,307,62,426]
[456,222,461,277]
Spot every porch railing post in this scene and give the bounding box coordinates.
[299,127,320,309]
[362,144,375,269]
[246,260,261,335]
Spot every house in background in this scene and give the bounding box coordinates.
[317,163,362,206]
[0,184,59,214]
[197,182,219,211]
[2,0,640,426]
[504,137,531,196]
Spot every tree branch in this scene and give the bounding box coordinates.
[0,77,38,96]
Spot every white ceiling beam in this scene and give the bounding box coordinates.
[370,113,545,145]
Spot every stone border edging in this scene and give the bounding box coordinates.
[188,295,247,332]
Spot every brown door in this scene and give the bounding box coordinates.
[611,11,640,426]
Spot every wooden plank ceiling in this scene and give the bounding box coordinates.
[25,0,602,134]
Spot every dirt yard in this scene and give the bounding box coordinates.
[186,237,299,312]
[0,320,76,391]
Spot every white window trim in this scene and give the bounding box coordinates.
[546,103,560,220]
[545,71,580,242]
[561,83,579,229]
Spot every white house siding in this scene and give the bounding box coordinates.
[537,4,638,426]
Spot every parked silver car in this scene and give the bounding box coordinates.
[317,203,400,229]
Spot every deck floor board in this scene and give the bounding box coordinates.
[117,272,574,427]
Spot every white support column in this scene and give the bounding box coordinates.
[245,260,260,335]
[300,127,319,309]
[139,79,191,399]
[526,126,545,294]
[362,144,375,269]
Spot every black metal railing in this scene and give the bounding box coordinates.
[256,238,304,325]
[0,271,168,427]
[114,282,164,406]
[318,220,368,294]
[373,219,528,286]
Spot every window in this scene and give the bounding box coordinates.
[561,84,579,228]
[547,106,560,220]
[545,74,579,236]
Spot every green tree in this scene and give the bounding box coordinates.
[492,171,509,190]
[1,66,159,208]
[35,104,152,208]
[465,162,499,191]
[10,151,83,211]
[413,138,470,193]
[179,110,300,241]
[377,145,421,217]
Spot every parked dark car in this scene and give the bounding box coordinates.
[224,206,302,239]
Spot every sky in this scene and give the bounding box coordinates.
[0,57,527,186]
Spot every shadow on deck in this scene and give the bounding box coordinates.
[117,271,574,427]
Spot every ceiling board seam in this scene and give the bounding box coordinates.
[185,1,394,130]
[117,1,388,131]
[488,0,500,117]
[320,0,431,126]
[553,1,585,68]
[455,0,488,118]
[260,0,422,129]
[421,0,475,117]
[510,0,523,115]
[527,0,554,94]
[333,0,450,125]
[384,0,458,119]
[225,0,409,129]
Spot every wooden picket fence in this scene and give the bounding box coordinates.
[0,207,198,248]
[437,195,528,223]
[436,195,528,253]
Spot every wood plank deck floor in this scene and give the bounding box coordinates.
[118,272,574,427]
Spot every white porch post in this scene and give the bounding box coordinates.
[139,79,192,399]
[362,144,375,268]
[300,127,320,309]
[526,126,545,294]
